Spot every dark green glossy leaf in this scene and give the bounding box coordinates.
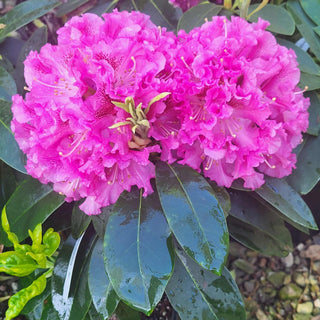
[287,0,320,60]
[166,247,246,320]
[88,238,119,319]
[299,72,320,91]
[87,303,103,320]
[229,190,293,253]
[314,25,320,37]
[277,38,320,76]
[56,0,90,17]
[287,134,320,194]
[14,27,48,95]
[0,178,65,246]
[177,3,222,33]
[156,162,228,274]
[305,91,320,136]
[91,204,113,238]
[228,216,289,256]
[0,65,16,101]
[135,0,181,31]
[104,188,173,314]
[87,0,119,15]
[300,0,320,25]
[248,4,295,35]
[0,0,60,41]
[0,161,17,209]
[0,111,27,174]
[0,99,13,127]
[207,181,231,217]
[71,204,91,239]
[255,177,318,230]
[39,297,59,320]
[52,230,96,320]
[115,301,141,320]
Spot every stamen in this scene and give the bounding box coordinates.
[261,154,276,169]
[59,131,88,157]
[294,86,308,94]
[33,78,65,90]
[223,19,228,39]
[181,56,194,75]
[107,165,118,185]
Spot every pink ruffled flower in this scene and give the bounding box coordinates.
[168,16,309,189]
[11,11,176,215]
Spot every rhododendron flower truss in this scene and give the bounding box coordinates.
[11,11,177,215]
[170,16,309,190]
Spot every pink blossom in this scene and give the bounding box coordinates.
[168,16,309,189]
[11,11,176,215]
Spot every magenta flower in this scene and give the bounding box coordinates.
[167,16,309,189]
[11,11,176,215]
[169,0,201,12]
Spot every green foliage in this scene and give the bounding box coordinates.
[0,206,60,320]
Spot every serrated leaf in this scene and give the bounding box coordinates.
[277,38,320,76]
[177,3,222,33]
[0,65,16,101]
[156,162,228,274]
[166,247,246,320]
[104,187,173,315]
[0,178,65,247]
[0,0,61,41]
[229,190,293,253]
[88,238,119,319]
[299,0,320,26]
[248,4,295,35]
[14,27,48,95]
[287,134,320,194]
[228,216,289,256]
[254,177,318,230]
[287,0,320,60]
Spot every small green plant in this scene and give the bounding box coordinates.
[0,206,60,320]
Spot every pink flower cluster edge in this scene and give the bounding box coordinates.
[11,11,309,215]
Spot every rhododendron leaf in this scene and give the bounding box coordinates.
[0,162,17,209]
[177,3,222,33]
[228,217,289,256]
[134,0,181,31]
[14,27,48,95]
[207,181,231,217]
[156,162,229,274]
[71,204,91,239]
[229,190,293,253]
[88,238,119,319]
[0,0,60,41]
[247,4,295,35]
[104,188,173,315]
[287,0,320,60]
[166,247,246,320]
[314,26,320,37]
[254,177,318,230]
[299,72,320,91]
[88,0,119,15]
[52,230,95,320]
[56,0,90,17]
[0,99,13,127]
[115,301,141,320]
[305,92,320,136]
[0,115,26,174]
[0,178,64,247]
[276,38,320,76]
[0,65,16,101]
[300,0,320,25]
[287,134,320,195]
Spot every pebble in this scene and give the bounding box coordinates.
[282,252,294,268]
[314,299,320,308]
[297,302,313,314]
[256,309,269,320]
[301,245,320,260]
[293,272,307,287]
[279,283,303,300]
[233,259,256,275]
